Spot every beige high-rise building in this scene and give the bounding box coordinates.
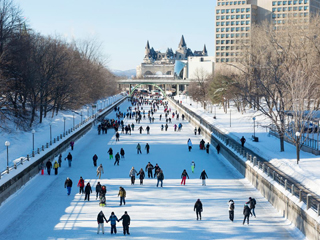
[215,0,320,64]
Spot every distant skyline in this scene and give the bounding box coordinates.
[16,0,216,71]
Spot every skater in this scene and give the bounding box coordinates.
[137,168,145,185]
[200,139,205,150]
[145,162,154,178]
[129,167,137,185]
[216,144,221,154]
[115,132,120,141]
[243,203,251,225]
[120,148,125,158]
[65,152,73,167]
[136,143,142,154]
[93,154,98,167]
[146,125,150,134]
[118,211,131,235]
[46,159,52,175]
[77,176,85,194]
[156,169,164,187]
[99,185,107,207]
[194,127,197,135]
[107,212,118,234]
[249,197,256,217]
[154,163,160,178]
[187,138,192,152]
[64,177,73,195]
[53,161,59,175]
[240,136,246,147]
[181,169,189,185]
[138,126,144,134]
[97,211,107,234]
[191,161,195,173]
[70,141,74,150]
[161,124,164,131]
[194,199,203,220]
[96,182,102,200]
[131,123,134,131]
[108,148,113,160]
[97,164,104,179]
[165,123,168,131]
[206,142,210,154]
[200,169,208,186]
[114,152,120,165]
[84,182,92,201]
[228,199,235,222]
[58,154,62,167]
[198,127,201,135]
[118,187,126,206]
[145,143,150,154]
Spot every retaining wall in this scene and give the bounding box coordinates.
[168,97,320,240]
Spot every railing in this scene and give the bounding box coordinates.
[169,97,320,216]
[0,95,126,180]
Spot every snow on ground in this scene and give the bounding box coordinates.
[0,99,306,239]
[175,95,320,197]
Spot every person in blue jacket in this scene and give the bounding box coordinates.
[107,212,119,234]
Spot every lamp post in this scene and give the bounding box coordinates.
[49,123,52,145]
[87,106,89,117]
[296,132,301,164]
[80,110,83,123]
[63,117,66,137]
[73,114,75,129]
[253,117,256,138]
[32,129,35,157]
[100,100,102,109]
[214,105,217,119]
[5,141,10,171]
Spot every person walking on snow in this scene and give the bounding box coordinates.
[154,163,160,178]
[248,197,256,217]
[240,136,246,147]
[146,125,150,134]
[228,199,235,222]
[137,168,145,185]
[115,132,120,141]
[93,154,98,167]
[194,199,203,220]
[243,203,251,225]
[187,138,192,152]
[64,177,73,195]
[200,169,208,186]
[97,211,107,234]
[198,127,201,135]
[46,159,52,175]
[96,182,102,200]
[65,153,72,167]
[58,154,62,167]
[108,148,113,160]
[136,143,142,154]
[118,211,131,235]
[194,127,197,135]
[107,212,118,234]
[157,170,164,187]
[53,161,59,175]
[145,143,150,154]
[114,152,120,165]
[77,176,85,194]
[138,126,144,134]
[97,164,104,179]
[84,182,92,201]
[206,142,210,154]
[216,144,221,154]
[181,169,189,185]
[191,161,196,173]
[118,187,126,206]
[70,141,74,150]
[145,162,154,178]
[129,167,137,185]
[120,148,125,158]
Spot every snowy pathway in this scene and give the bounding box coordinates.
[0,100,305,239]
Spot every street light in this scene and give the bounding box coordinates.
[87,106,89,117]
[73,114,75,129]
[80,110,83,123]
[296,132,301,164]
[5,141,10,171]
[214,105,217,119]
[32,129,35,157]
[100,100,102,109]
[63,117,66,137]
[49,123,52,145]
[253,117,256,138]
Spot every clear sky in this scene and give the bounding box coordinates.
[15,0,216,71]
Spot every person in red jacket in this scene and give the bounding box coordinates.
[77,176,85,194]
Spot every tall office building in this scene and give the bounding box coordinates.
[215,0,319,64]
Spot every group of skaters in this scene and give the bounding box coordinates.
[97,210,131,235]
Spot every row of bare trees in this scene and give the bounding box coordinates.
[0,0,117,130]
[189,18,320,154]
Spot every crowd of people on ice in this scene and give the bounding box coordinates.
[43,94,255,235]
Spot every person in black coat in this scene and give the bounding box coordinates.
[194,199,203,220]
[93,154,98,167]
[97,211,107,234]
[145,143,150,154]
[118,211,131,235]
[64,177,73,195]
[243,203,251,225]
[240,136,246,147]
[200,170,208,186]
[115,132,120,141]
[137,168,145,185]
[145,162,154,178]
[46,160,52,175]
[206,142,210,154]
[84,182,92,201]
[216,144,221,154]
[120,148,125,158]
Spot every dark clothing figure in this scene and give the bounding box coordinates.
[96,182,102,200]
[115,132,120,141]
[64,178,73,195]
[228,200,235,222]
[216,144,221,154]
[146,126,150,134]
[114,153,120,165]
[58,154,62,167]
[181,169,189,185]
[97,211,107,234]
[70,141,74,150]
[206,143,210,154]
[119,212,131,235]
[157,170,164,187]
[108,148,113,160]
[145,143,150,154]
[194,199,203,220]
[84,183,92,201]
[46,160,52,175]
[145,162,154,178]
[249,197,256,217]
[66,153,72,167]
[200,170,208,186]
[107,213,119,234]
[120,148,125,158]
[136,144,142,154]
[77,177,85,194]
[198,127,201,135]
[154,164,160,178]
[243,204,251,225]
[137,169,145,185]
[93,154,98,167]
[240,136,246,147]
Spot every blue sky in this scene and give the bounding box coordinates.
[16,0,216,71]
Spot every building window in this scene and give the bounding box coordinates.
[273,1,276,6]
[216,34,220,38]
[236,15,240,19]
[221,9,225,13]
[216,22,220,26]
[221,52,225,56]
[226,34,230,38]
[216,16,220,20]
[246,14,250,18]
[236,21,240,25]
[221,40,225,44]
[226,21,230,26]
[221,28,225,32]
[231,9,235,13]
[226,15,230,19]
[246,8,250,12]
[216,28,220,32]
[236,27,240,31]
[304,6,308,10]
[246,21,250,24]
[216,47,220,50]
[226,9,230,13]
[241,27,245,31]
[216,10,220,14]
[246,27,250,31]
[241,14,245,19]
[221,16,225,19]
[216,59,220,63]
[216,40,220,44]
[278,1,282,5]
[231,15,235,19]
[236,8,240,13]
[221,22,225,26]
[272,8,276,12]
[226,28,230,32]
[288,0,292,4]
[231,33,235,37]
[231,27,235,31]
[216,52,220,56]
